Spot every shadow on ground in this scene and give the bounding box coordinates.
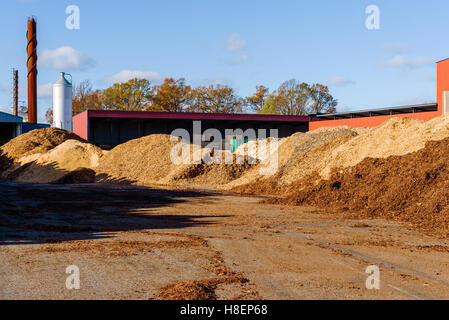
[0,180,220,245]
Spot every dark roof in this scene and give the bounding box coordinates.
[79,110,312,122]
[314,103,437,120]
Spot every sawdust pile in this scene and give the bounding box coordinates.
[0,128,104,184]
[96,134,253,186]
[272,136,449,237]
[0,128,84,160]
[96,134,185,185]
[234,137,284,162]
[226,127,358,192]
[5,114,449,191]
[318,115,449,178]
[160,159,252,186]
[231,115,449,194]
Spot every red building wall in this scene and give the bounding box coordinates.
[437,58,449,112]
[73,111,88,140]
[309,111,441,131]
[310,60,449,131]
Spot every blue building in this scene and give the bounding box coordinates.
[0,111,49,145]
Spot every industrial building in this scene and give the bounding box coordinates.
[0,111,48,145]
[0,112,22,145]
[73,110,310,148]
[309,58,449,130]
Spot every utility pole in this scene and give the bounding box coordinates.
[13,69,18,116]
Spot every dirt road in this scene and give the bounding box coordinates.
[1,181,449,300]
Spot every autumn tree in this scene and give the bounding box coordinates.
[45,108,53,125]
[73,80,104,115]
[246,85,269,112]
[259,80,309,115]
[188,85,243,113]
[259,80,338,115]
[308,83,338,114]
[150,78,191,112]
[102,78,153,111]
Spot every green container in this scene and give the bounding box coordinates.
[230,138,249,153]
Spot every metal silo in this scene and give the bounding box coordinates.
[53,72,73,131]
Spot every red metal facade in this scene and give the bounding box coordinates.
[72,110,312,141]
[73,110,89,140]
[309,111,441,131]
[437,58,449,112]
[78,110,312,122]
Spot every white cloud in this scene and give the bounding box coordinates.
[330,76,356,87]
[380,55,433,71]
[197,78,231,87]
[104,70,163,84]
[40,46,95,71]
[226,34,247,51]
[225,54,249,66]
[37,83,53,98]
[380,42,411,54]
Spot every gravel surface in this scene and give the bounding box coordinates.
[1,181,449,300]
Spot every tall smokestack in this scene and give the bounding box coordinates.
[27,17,37,124]
[13,69,18,116]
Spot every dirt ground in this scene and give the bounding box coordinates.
[1,181,449,300]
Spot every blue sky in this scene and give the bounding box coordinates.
[1,0,449,123]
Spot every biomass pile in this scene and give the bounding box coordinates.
[0,128,83,161]
[96,134,253,186]
[226,126,359,193]
[318,115,449,178]
[95,134,181,185]
[272,136,449,237]
[4,113,449,202]
[231,115,449,195]
[0,128,104,184]
[234,137,284,162]
[160,156,252,186]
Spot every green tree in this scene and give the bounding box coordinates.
[258,94,281,114]
[259,80,338,115]
[260,80,309,115]
[307,83,338,114]
[102,78,153,111]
